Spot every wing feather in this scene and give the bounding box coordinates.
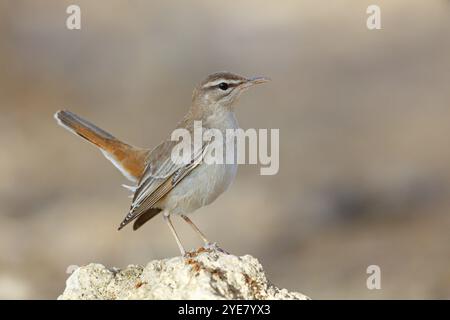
[117,138,208,230]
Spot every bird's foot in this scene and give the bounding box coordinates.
[204,242,230,254]
[182,242,230,259]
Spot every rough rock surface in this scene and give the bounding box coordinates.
[58,247,309,300]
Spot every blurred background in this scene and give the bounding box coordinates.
[1,0,450,299]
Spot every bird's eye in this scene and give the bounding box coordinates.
[218,82,229,91]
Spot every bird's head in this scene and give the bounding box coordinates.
[192,72,270,112]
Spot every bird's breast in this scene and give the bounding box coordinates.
[162,111,239,215]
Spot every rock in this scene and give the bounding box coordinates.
[58,247,309,300]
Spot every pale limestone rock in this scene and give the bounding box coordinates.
[58,248,309,300]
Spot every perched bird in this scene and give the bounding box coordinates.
[54,72,269,255]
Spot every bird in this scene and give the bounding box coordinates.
[54,72,269,255]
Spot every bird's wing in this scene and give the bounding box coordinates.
[118,138,209,230]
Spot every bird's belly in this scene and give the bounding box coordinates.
[161,162,237,215]
[158,110,239,215]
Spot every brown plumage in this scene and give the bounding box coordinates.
[54,72,269,255]
[54,110,149,182]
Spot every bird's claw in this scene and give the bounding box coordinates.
[182,242,230,259]
[204,242,230,254]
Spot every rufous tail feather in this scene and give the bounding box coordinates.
[54,110,148,182]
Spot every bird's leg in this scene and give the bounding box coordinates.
[180,215,230,254]
[181,215,210,245]
[164,213,186,256]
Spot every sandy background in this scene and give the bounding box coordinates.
[1,0,450,299]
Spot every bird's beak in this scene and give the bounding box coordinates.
[247,76,271,85]
[240,76,271,89]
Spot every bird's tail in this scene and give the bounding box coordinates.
[54,110,148,182]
